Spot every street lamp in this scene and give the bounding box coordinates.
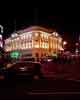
[63,41,67,45]
[63,41,67,51]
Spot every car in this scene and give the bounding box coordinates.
[4,61,44,80]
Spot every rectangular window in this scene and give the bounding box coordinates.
[28,42,32,48]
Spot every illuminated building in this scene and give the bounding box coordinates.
[4,26,63,59]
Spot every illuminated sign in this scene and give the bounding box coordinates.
[10,51,20,58]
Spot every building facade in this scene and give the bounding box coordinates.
[4,26,63,60]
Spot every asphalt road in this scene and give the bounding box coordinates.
[0,79,80,97]
[41,62,80,80]
[16,79,80,98]
[12,63,80,97]
[0,62,80,98]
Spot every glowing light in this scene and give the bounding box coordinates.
[0,34,2,39]
[10,51,20,58]
[11,33,18,38]
[35,33,38,37]
[0,42,3,48]
[52,32,58,37]
[35,44,39,48]
[75,43,79,46]
[63,41,67,45]
[16,37,19,40]
[52,32,56,35]
[7,64,12,68]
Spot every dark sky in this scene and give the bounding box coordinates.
[0,1,80,50]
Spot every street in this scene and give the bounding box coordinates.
[16,61,80,97]
[0,61,80,98]
[16,79,80,98]
[0,79,80,98]
[41,61,80,80]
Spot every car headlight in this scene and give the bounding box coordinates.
[19,67,27,71]
[7,64,12,68]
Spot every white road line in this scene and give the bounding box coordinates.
[28,92,80,95]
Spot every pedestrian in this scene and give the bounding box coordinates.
[33,63,44,80]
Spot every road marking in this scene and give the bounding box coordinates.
[28,92,80,95]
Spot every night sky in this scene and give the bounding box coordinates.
[0,1,80,51]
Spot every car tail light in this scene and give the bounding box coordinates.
[33,75,39,80]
